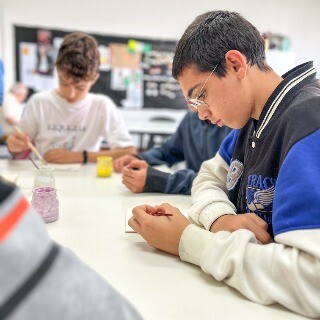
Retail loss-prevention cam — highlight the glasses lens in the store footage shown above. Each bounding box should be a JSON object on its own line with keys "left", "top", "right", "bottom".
{"left": 186, "top": 98, "right": 208, "bottom": 109}
{"left": 191, "top": 99, "right": 204, "bottom": 107}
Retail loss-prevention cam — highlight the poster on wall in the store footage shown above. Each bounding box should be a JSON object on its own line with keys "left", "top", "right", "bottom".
{"left": 15, "top": 25, "right": 187, "bottom": 110}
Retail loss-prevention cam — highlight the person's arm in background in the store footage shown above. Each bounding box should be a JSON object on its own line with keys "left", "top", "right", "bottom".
{"left": 124, "top": 114, "right": 199, "bottom": 194}
{"left": 119, "top": 113, "right": 191, "bottom": 193}
{"left": 44, "top": 146, "right": 137, "bottom": 163}
{"left": 115, "top": 112, "right": 203, "bottom": 173}
{"left": 144, "top": 167, "right": 197, "bottom": 194}
{"left": 113, "top": 130, "right": 184, "bottom": 172}
{"left": 113, "top": 127, "right": 185, "bottom": 172}
{"left": 138, "top": 115, "right": 198, "bottom": 194}
{"left": 121, "top": 159, "right": 197, "bottom": 195}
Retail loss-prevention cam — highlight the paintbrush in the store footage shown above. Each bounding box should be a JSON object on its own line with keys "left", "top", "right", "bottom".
{"left": 27, "top": 155, "right": 40, "bottom": 170}
{"left": 14, "top": 125, "right": 46, "bottom": 164}
{"left": 149, "top": 211, "right": 173, "bottom": 217}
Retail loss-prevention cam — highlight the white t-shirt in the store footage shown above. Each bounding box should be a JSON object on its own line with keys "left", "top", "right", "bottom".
{"left": 19, "top": 90, "right": 133, "bottom": 155}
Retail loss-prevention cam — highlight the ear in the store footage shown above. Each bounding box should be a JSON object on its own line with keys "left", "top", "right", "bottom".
{"left": 224, "top": 50, "right": 247, "bottom": 79}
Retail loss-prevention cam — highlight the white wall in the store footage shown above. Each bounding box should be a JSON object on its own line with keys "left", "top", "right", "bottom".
{"left": 1, "top": 0, "right": 320, "bottom": 94}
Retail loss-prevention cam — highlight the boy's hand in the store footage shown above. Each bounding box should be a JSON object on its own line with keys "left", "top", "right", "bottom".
{"left": 210, "top": 213, "right": 273, "bottom": 244}
{"left": 129, "top": 203, "right": 190, "bottom": 256}
{"left": 122, "top": 159, "right": 148, "bottom": 193}
{"left": 113, "top": 155, "right": 137, "bottom": 172}
{"left": 7, "top": 131, "right": 30, "bottom": 154}
{"left": 44, "top": 148, "right": 82, "bottom": 163}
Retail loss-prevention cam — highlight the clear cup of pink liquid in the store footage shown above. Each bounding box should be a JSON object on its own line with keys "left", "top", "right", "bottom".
{"left": 31, "top": 187, "right": 59, "bottom": 223}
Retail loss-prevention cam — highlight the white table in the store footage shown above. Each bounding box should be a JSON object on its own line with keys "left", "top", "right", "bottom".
{"left": 0, "top": 160, "right": 306, "bottom": 320}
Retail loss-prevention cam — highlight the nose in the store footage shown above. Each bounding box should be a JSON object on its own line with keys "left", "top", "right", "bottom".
{"left": 66, "top": 87, "right": 77, "bottom": 99}
{"left": 197, "top": 108, "right": 207, "bottom": 121}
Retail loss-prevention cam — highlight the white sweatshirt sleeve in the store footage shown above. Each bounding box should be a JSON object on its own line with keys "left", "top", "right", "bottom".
{"left": 179, "top": 225, "right": 320, "bottom": 318}
{"left": 188, "top": 153, "right": 236, "bottom": 230}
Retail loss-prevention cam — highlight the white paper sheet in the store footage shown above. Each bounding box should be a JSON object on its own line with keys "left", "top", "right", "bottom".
{"left": 125, "top": 207, "right": 136, "bottom": 233}
{"left": 35, "top": 162, "right": 82, "bottom": 172}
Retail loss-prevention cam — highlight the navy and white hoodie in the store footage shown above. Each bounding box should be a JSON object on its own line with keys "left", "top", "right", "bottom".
{"left": 178, "top": 62, "right": 320, "bottom": 318}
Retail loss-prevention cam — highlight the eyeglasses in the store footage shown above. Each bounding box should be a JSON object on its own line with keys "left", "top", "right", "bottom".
{"left": 186, "top": 60, "right": 221, "bottom": 109}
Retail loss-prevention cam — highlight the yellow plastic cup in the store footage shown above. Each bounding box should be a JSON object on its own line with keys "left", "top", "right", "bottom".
{"left": 96, "top": 156, "right": 113, "bottom": 177}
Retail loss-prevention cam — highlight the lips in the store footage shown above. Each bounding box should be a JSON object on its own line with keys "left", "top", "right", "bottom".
{"left": 215, "top": 119, "right": 223, "bottom": 127}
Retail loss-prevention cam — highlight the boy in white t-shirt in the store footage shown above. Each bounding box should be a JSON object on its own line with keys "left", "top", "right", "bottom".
{"left": 7, "top": 32, "right": 136, "bottom": 163}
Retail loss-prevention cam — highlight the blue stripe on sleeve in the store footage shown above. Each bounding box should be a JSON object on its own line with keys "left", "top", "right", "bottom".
{"left": 273, "top": 129, "right": 320, "bottom": 236}
{"left": 218, "top": 129, "right": 239, "bottom": 165}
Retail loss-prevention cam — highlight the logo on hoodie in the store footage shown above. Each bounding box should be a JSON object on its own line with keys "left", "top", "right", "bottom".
{"left": 246, "top": 174, "right": 276, "bottom": 224}
{"left": 226, "top": 160, "right": 244, "bottom": 190}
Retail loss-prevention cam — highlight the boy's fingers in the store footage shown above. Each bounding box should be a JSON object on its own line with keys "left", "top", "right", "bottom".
{"left": 122, "top": 173, "right": 136, "bottom": 183}
{"left": 128, "top": 159, "right": 147, "bottom": 169}
{"left": 132, "top": 205, "right": 157, "bottom": 221}
{"left": 14, "top": 131, "right": 29, "bottom": 142}
{"left": 123, "top": 158, "right": 134, "bottom": 166}
{"left": 246, "top": 213, "right": 268, "bottom": 230}
{"left": 113, "top": 161, "right": 121, "bottom": 172}
{"left": 156, "top": 203, "right": 177, "bottom": 213}
{"left": 122, "top": 167, "right": 139, "bottom": 179}
{"left": 245, "top": 220, "right": 272, "bottom": 244}
{"left": 255, "top": 229, "right": 273, "bottom": 244}
{"left": 122, "top": 180, "right": 138, "bottom": 192}
{"left": 116, "top": 157, "right": 131, "bottom": 169}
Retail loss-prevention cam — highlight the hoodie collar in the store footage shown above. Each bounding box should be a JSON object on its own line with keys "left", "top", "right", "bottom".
{"left": 255, "top": 61, "right": 316, "bottom": 139}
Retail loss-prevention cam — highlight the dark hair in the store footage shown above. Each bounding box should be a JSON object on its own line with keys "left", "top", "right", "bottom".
{"left": 56, "top": 32, "right": 100, "bottom": 81}
{"left": 172, "top": 11, "right": 271, "bottom": 79}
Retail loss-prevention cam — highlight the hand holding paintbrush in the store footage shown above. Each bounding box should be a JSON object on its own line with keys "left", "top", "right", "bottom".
{"left": 147, "top": 206, "right": 173, "bottom": 217}
{"left": 12, "top": 126, "right": 46, "bottom": 164}
{"left": 129, "top": 204, "right": 190, "bottom": 256}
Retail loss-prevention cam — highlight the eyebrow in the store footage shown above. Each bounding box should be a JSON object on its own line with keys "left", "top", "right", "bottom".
{"left": 187, "top": 83, "right": 202, "bottom": 98}
{"left": 59, "top": 80, "right": 86, "bottom": 87}
{"left": 59, "top": 79, "right": 72, "bottom": 85}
